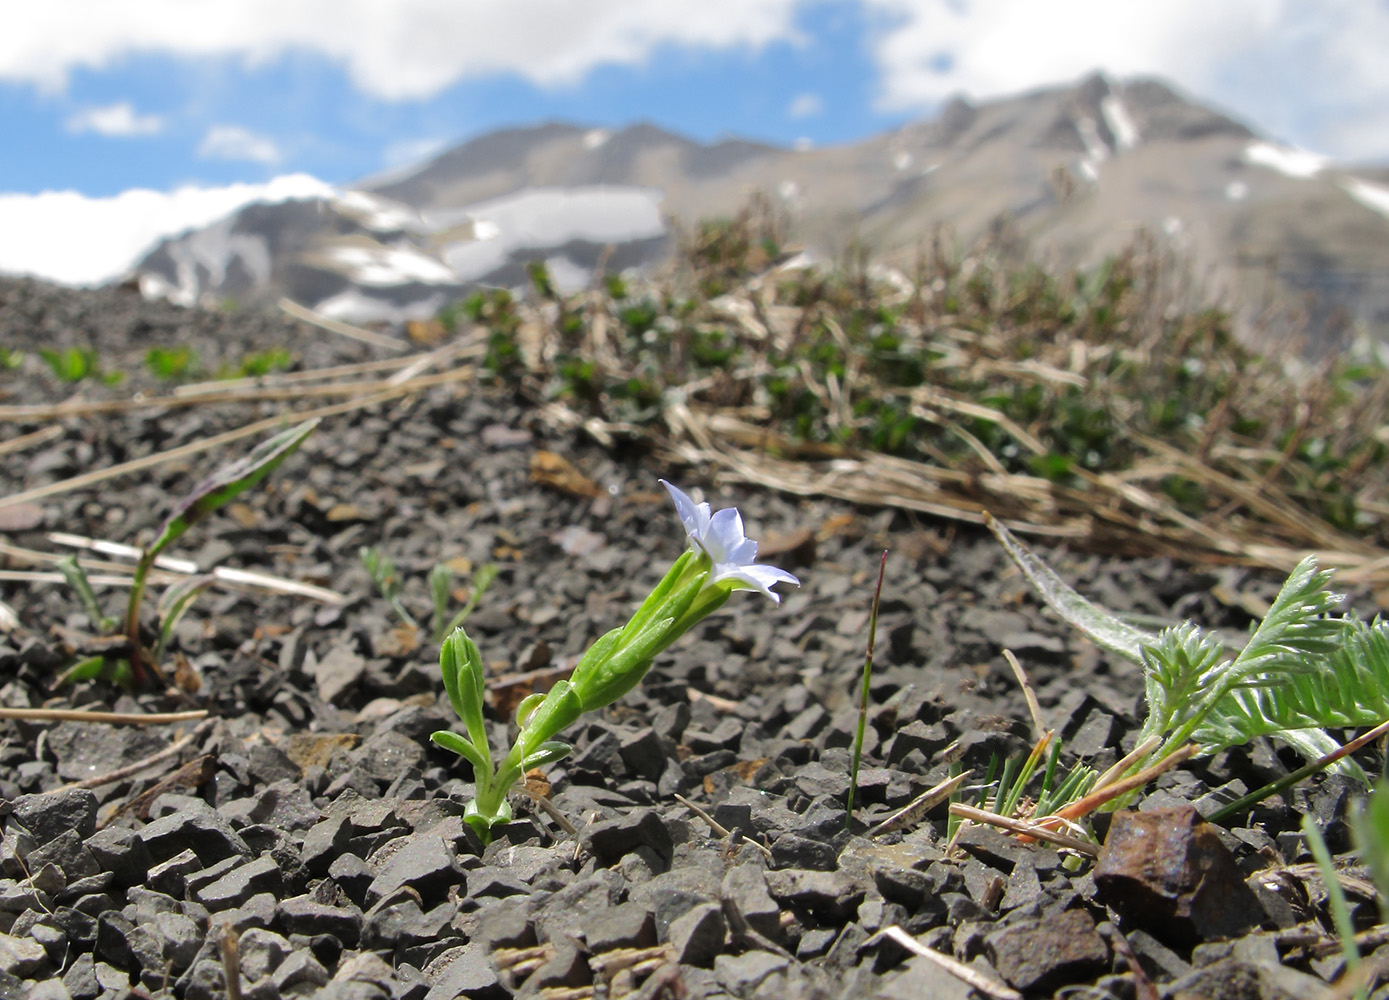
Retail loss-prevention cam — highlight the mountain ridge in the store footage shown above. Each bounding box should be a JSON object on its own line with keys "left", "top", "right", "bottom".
{"left": 132, "top": 72, "right": 1389, "bottom": 351}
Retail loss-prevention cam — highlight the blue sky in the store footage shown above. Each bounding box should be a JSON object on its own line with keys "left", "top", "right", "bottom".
{"left": 2, "top": 0, "right": 1387, "bottom": 284}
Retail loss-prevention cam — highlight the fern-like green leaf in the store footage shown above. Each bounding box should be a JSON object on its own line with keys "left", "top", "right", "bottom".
{"left": 1137, "top": 623, "right": 1226, "bottom": 745}
{"left": 1234, "top": 556, "right": 1345, "bottom": 674}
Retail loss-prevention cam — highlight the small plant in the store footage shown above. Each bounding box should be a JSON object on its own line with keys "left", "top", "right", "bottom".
{"left": 429, "top": 562, "right": 498, "bottom": 645}
{"left": 432, "top": 481, "right": 799, "bottom": 843}
{"left": 59, "top": 419, "right": 318, "bottom": 686}
{"left": 146, "top": 345, "right": 199, "bottom": 380}
{"left": 234, "top": 348, "right": 293, "bottom": 378}
{"left": 360, "top": 548, "right": 498, "bottom": 643}
{"left": 847, "top": 551, "right": 887, "bottom": 827}
{"left": 360, "top": 547, "right": 414, "bottom": 627}
{"left": 0, "top": 347, "right": 22, "bottom": 370}
{"left": 989, "top": 514, "right": 1389, "bottom": 806}
{"left": 39, "top": 346, "right": 122, "bottom": 385}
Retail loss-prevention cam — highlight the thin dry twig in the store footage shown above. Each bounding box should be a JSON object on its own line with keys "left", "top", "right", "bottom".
{"left": 0, "top": 424, "right": 63, "bottom": 457}
{"left": 0, "top": 707, "right": 206, "bottom": 725}
{"left": 948, "top": 803, "right": 1100, "bottom": 858}
{"left": 674, "top": 792, "right": 774, "bottom": 860}
{"left": 1039, "top": 743, "right": 1200, "bottom": 828}
{"left": 865, "top": 926, "right": 1024, "bottom": 1000}
{"left": 865, "top": 770, "right": 971, "bottom": 838}
{"left": 278, "top": 296, "right": 410, "bottom": 350}
{"left": 0, "top": 375, "right": 468, "bottom": 511}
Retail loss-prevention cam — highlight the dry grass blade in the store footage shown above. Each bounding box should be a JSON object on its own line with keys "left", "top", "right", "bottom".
{"left": 7, "top": 535, "right": 344, "bottom": 604}
{"left": 0, "top": 425, "right": 63, "bottom": 456}
{"left": 0, "top": 707, "right": 206, "bottom": 724}
{"left": 866, "top": 770, "right": 970, "bottom": 838}
{"left": 1002, "top": 649, "right": 1046, "bottom": 740}
{"left": 65, "top": 717, "right": 216, "bottom": 789}
{"left": 948, "top": 803, "right": 1100, "bottom": 858}
{"left": 0, "top": 364, "right": 474, "bottom": 420}
{"left": 1035, "top": 743, "right": 1199, "bottom": 831}
{"left": 675, "top": 792, "right": 774, "bottom": 859}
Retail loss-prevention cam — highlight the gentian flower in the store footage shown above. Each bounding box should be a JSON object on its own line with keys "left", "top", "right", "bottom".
{"left": 661, "top": 480, "right": 800, "bottom": 602}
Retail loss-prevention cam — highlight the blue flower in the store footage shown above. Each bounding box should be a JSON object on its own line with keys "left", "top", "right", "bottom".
{"left": 661, "top": 480, "right": 800, "bottom": 603}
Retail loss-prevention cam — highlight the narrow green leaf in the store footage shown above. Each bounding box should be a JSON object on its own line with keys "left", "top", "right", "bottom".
{"left": 430, "top": 730, "right": 491, "bottom": 776}
{"left": 55, "top": 655, "right": 111, "bottom": 686}
{"left": 439, "top": 562, "right": 498, "bottom": 640}
{"left": 429, "top": 564, "right": 453, "bottom": 641}
{"left": 56, "top": 555, "right": 115, "bottom": 631}
{"left": 148, "top": 418, "right": 318, "bottom": 561}
{"left": 522, "top": 741, "right": 574, "bottom": 770}
{"left": 1350, "top": 782, "right": 1389, "bottom": 919}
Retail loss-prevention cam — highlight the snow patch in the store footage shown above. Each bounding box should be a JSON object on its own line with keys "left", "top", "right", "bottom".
{"left": 1077, "top": 159, "right": 1099, "bottom": 183}
{"left": 1226, "top": 181, "right": 1249, "bottom": 201}
{"left": 1343, "top": 178, "right": 1389, "bottom": 218}
{"left": 1074, "top": 116, "right": 1110, "bottom": 164}
{"left": 0, "top": 173, "right": 333, "bottom": 286}
{"left": 777, "top": 180, "right": 800, "bottom": 201}
{"left": 583, "top": 129, "right": 610, "bottom": 150}
{"left": 892, "top": 151, "right": 913, "bottom": 172}
{"left": 323, "top": 243, "right": 458, "bottom": 286}
{"left": 313, "top": 288, "right": 447, "bottom": 324}
{"left": 1243, "top": 142, "right": 1328, "bottom": 179}
{"left": 333, "top": 190, "right": 419, "bottom": 232}
{"left": 431, "top": 186, "right": 666, "bottom": 283}
{"left": 1100, "top": 95, "right": 1140, "bottom": 150}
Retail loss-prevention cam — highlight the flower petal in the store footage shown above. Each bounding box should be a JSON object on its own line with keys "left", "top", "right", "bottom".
{"left": 661, "top": 480, "right": 711, "bottom": 547}
{"left": 709, "top": 562, "right": 801, "bottom": 603}
{"left": 705, "top": 506, "right": 758, "bottom": 565}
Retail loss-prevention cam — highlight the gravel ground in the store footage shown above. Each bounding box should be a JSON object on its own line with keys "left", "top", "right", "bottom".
{"left": 0, "top": 275, "right": 1382, "bottom": 1000}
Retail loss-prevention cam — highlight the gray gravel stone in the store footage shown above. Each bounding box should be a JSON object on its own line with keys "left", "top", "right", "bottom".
{"left": 667, "top": 902, "right": 727, "bottom": 967}
{"left": 365, "top": 835, "right": 461, "bottom": 908}
{"left": 277, "top": 895, "right": 363, "bottom": 947}
{"left": 9, "top": 787, "right": 98, "bottom": 846}
{"left": 0, "top": 929, "right": 49, "bottom": 977}
{"left": 714, "top": 950, "right": 789, "bottom": 995}
{"left": 140, "top": 809, "right": 251, "bottom": 866}
{"left": 580, "top": 808, "right": 673, "bottom": 866}
{"left": 422, "top": 944, "right": 507, "bottom": 1000}
{"left": 583, "top": 901, "right": 657, "bottom": 953}
{"left": 192, "top": 855, "right": 284, "bottom": 910}
{"left": 86, "top": 826, "right": 152, "bottom": 888}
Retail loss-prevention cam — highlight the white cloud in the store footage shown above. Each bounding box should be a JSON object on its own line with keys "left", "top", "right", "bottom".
{"left": 862, "top": 0, "right": 1389, "bottom": 161}
{"left": 0, "top": 174, "right": 333, "bottom": 285}
{"left": 198, "top": 125, "right": 281, "bottom": 165}
{"left": 787, "top": 92, "right": 823, "bottom": 119}
{"left": 0, "top": 1, "right": 804, "bottom": 99}
{"left": 65, "top": 101, "right": 164, "bottom": 136}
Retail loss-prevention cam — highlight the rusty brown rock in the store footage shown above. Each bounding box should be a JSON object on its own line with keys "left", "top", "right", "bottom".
{"left": 1095, "top": 806, "right": 1263, "bottom": 947}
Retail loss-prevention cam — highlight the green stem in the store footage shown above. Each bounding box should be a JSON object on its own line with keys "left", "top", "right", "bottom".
{"left": 1208, "top": 718, "right": 1389, "bottom": 824}
{"left": 124, "top": 549, "right": 160, "bottom": 685}
{"left": 847, "top": 551, "right": 887, "bottom": 828}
